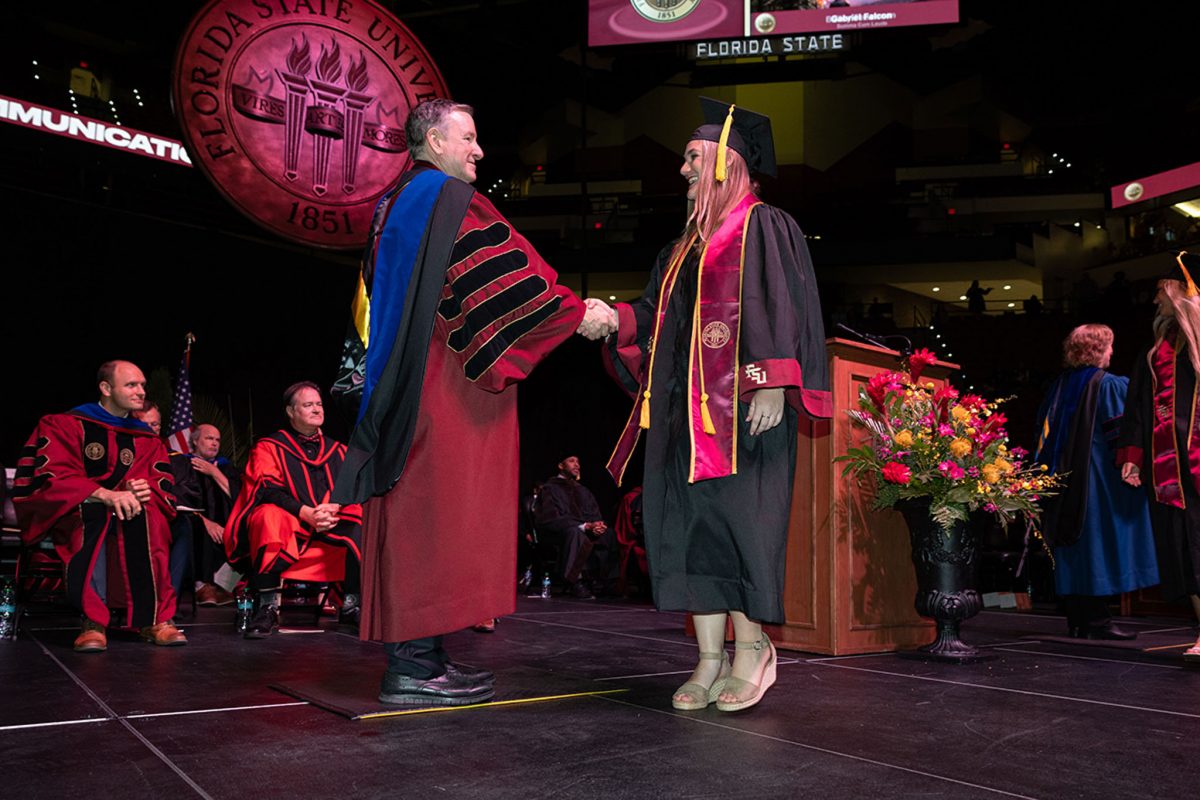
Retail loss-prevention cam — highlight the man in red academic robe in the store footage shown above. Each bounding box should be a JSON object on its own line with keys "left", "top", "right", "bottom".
{"left": 224, "top": 382, "right": 362, "bottom": 638}
{"left": 13, "top": 360, "right": 186, "bottom": 651}
{"left": 333, "top": 99, "right": 610, "bottom": 706}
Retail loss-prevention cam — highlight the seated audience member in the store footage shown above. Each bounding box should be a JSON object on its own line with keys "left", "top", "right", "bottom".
{"left": 170, "top": 424, "right": 240, "bottom": 605}
{"left": 535, "top": 455, "right": 615, "bottom": 599}
{"left": 13, "top": 360, "right": 186, "bottom": 651}
{"left": 225, "top": 382, "right": 363, "bottom": 638}
{"left": 134, "top": 401, "right": 163, "bottom": 436}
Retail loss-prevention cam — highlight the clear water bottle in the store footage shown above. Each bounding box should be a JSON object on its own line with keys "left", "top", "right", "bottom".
{"left": 0, "top": 579, "right": 16, "bottom": 641}
{"left": 541, "top": 572, "right": 551, "bottom": 599}
{"left": 235, "top": 588, "right": 253, "bottom": 633}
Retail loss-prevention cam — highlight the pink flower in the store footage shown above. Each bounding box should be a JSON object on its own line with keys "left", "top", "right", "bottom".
{"left": 938, "top": 461, "right": 965, "bottom": 480}
{"left": 984, "top": 502, "right": 997, "bottom": 513}
{"left": 907, "top": 348, "right": 938, "bottom": 382}
{"left": 960, "top": 394, "right": 987, "bottom": 411}
{"left": 882, "top": 462, "right": 912, "bottom": 484}
{"left": 937, "top": 424, "right": 955, "bottom": 437}
{"left": 865, "top": 371, "right": 903, "bottom": 412}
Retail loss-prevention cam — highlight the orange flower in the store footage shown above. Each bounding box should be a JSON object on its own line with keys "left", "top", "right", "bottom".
{"left": 894, "top": 430, "right": 914, "bottom": 448}
{"left": 982, "top": 464, "right": 1001, "bottom": 484}
{"left": 949, "top": 438, "right": 972, "bottom": 458}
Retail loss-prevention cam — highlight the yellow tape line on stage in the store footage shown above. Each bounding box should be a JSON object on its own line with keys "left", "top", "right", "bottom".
{"left": 357, "top": 688, "right": 628, "bottom": 718}
{"left": 1141, "top": 641, "right": 1196, "bottom": 652}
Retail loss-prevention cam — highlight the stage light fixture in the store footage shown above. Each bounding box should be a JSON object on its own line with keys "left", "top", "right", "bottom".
{"left": 1007, "top": 302, "right": 1015, "bottom": 308}
{"left": 931, "top": 286, "right": 940, "bottom": 292}
{"left": 959, "top": 295, "right": 967, "bottom": 301}
{"left": 1003, "top": 284, "right": 1012, "bottom": 290}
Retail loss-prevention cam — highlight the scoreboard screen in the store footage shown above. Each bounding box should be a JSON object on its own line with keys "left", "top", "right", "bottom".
{"left": 589, "top": 1, "right": 959, "bottom": 47}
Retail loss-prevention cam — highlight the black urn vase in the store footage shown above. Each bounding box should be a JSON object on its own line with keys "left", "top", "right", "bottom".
{"left": 896, "top": 498, "right": 993, "bottom": 663}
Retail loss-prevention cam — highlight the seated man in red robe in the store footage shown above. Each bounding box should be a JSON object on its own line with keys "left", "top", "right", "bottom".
{"left": 225, "top": 382, "right": 363, "bottom": 638}
{"left": 13, "top": 360, "right": 186, "bottom": 651}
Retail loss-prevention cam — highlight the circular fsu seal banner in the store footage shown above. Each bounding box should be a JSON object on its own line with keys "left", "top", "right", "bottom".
{"left": 173, "top": 0, "right": 449, "bottom": 249}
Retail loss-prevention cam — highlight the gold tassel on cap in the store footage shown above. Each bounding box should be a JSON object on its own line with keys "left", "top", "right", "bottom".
{"left": 1178, "top": 251, "right": 1199, "bottom": 298}
{"left": 714, "top": 103, "right": 735, "bottom": 182}
{"left": 352, "top": 274, "right": 371, "bottom": 347}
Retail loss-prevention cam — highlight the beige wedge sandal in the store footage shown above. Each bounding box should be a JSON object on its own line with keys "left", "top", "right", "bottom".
{"left": 715, "top": 633, "right": 776, "bottom": 712}
{"left": 671, "top": 650, "right": 732, "bottom": 710}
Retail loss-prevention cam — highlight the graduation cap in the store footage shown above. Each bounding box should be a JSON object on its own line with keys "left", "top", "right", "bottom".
{"left": 690, "top": 96, "right": 777, "bottom": 180}
{"left": 1173, "top": 251, "right": 1200, "bottom": 297}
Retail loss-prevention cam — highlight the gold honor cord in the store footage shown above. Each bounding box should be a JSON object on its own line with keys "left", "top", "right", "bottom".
{"left": 714, "top": 103, "right": 735, "bottom": 183}
{"left": 692, "top": 255, "right": 717, "bottom": 435}
{"left": 640, "top": 235, "right": 697, "bottom": 430}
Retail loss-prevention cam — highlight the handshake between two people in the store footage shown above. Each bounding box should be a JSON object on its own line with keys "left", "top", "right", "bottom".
{"left": 576, "top": 297, "right": 619, "bottom": 341}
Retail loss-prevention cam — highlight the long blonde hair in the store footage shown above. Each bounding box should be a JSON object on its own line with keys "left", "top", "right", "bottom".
{"left": 1155, "top": 278, "right": 1200, "bottom": 374}
{"left": 685, "top": 139, "right": 753, "bottom": 246}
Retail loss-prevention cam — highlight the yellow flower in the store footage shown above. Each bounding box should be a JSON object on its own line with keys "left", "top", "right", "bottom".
{"left": 965, "top": 427, "right": 976, "bottom": 435}
{"left": 951, "top": 405, "right": 970, "bottom": 423}
{"left": 982, "top": 464, "right": 1001, "bottom": 484}
{"left": 994, "top": 457, "right": 1014, "bottom": 474}
{"left": 926, "top": 382, "right": 935, "bottom": 389}
{"left": 1040, "top": 464, "right": 1049, "bottom": 471}
{"left": 894, "top": 430, "right": 914, "bottom": 448}
{"left": 949, "top": 438, "right": 972, "bottom": 457}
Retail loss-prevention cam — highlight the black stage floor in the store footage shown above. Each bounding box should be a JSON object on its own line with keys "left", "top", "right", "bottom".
{"left": 2, "top": 596, "right": 1197, "bottom": 799}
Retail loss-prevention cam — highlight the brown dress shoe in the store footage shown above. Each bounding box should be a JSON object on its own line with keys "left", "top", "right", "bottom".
{"left": 195, "top": 584, "right": 218, "bottom": 606}
{"left": 73, "top": 619, "right": 107, "bottom": 653}
{"left": 140, "top": 621, "right": 188, "bottom": 646}
{"left": 210, "top": 585, "right": 235, "bottom": 606}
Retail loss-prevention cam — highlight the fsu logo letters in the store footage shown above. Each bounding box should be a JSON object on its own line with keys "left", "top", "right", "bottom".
{"left": 173, "top": 0, "right": 449, "bottom": 249}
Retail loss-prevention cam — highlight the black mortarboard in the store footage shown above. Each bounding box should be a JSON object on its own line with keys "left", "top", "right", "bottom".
{"left": 690, "top": 96, "right": 777, "bottom": 179}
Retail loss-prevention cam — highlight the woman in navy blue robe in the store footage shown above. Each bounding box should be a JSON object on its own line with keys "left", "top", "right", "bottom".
{"left": 1035, "top": 324, "right": 1158, "bottom": 638}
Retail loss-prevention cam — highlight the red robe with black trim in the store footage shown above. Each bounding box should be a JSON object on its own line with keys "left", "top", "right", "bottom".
{"left": 354, "top": 186, "right": 585, "bottom": 643}
{"left": 13, "top": 407, "right": 176, "bottom": 627}
{"left": 225, "top": 430, "right": 362, "bottom": 585}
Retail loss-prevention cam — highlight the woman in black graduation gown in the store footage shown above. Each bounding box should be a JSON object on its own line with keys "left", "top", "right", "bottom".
{"left": 599, "top": 101, "right": 830, "bottom": 711}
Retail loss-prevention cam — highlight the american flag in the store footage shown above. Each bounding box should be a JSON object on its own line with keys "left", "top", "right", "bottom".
{"left": 166, "top": 343, "right": 194, "bottom": 454}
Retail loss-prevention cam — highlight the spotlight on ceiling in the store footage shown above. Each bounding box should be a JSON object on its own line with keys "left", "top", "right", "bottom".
{"left": 1173, "top": 200, "right": 1200, "bottom": 218}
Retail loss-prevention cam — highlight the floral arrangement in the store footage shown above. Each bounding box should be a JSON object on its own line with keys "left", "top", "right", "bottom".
{"left": 836, "top": 349, "right": 1059, "bottom": 531}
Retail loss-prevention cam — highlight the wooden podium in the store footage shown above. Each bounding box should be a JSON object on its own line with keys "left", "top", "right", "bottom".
{"left": 765, "top": 338, "right": 959, "bottom": 655}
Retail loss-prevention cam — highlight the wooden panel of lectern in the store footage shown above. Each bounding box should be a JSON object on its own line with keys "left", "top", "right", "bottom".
{"left": 763, "top": 338, "right": 960, "bottom": 655}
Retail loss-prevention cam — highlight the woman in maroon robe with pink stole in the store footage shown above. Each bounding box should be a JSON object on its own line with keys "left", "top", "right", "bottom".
{"left": 602, "top": 100, "right": 830, "bottom": 711}
{"left": 1117, "top": 258, "right": 1200, "bottom": 662}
